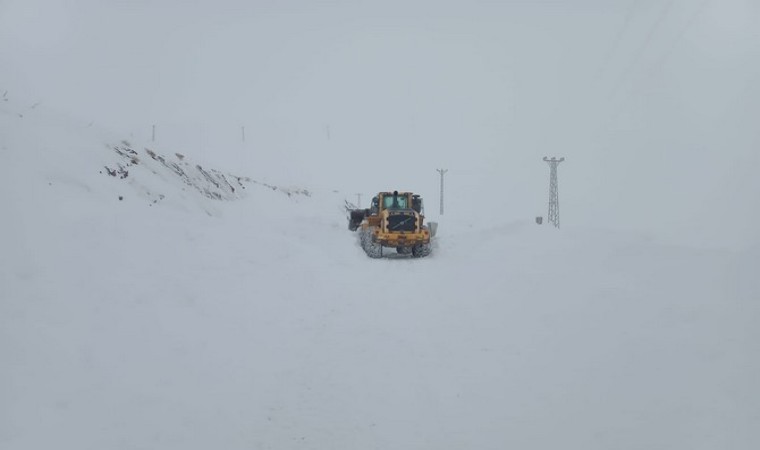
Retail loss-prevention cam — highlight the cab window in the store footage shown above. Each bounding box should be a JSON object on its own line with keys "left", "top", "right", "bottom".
{"left": 383, "top": 195, "right": 408, "bottom": 209}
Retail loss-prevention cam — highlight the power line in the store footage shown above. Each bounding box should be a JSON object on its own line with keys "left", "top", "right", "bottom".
{"left": 609, "top": 0, "right": 675, "bottom": 101}
{"left": 645, "top": 0, "right": 712, "bottom": 80}
{"left": 595, "top": 0, "right": 641, "bottom": 82}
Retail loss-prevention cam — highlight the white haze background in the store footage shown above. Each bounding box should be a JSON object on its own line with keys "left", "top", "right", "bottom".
{"left": 3, "top": 0, "right": 759, "bottom": 248}
{"left": 2, "top": 1, "right": 759, "bottom": 449}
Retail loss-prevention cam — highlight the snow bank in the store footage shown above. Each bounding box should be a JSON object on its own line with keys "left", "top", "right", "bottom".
{"left": 2, "top": 100, "right": 758, "bottom": 450}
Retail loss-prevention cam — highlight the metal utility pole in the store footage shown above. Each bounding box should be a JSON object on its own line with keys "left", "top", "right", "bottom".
{"left": 436, "top": 169, "right": 448, "bottom": 215}
{"left": 152, "top": 124, "right": 156, "bottom": 142}
{"left": 356, "top": 193, "right": 362, "bottom": 208}
{"left": 543, "top": 157, "right": 565, "bottom": 228}
{"left": 241, "top": 126, "right": 246, "bottom": 143}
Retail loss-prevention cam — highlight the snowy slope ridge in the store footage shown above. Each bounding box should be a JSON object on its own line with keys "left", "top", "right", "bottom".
{"left": 2, "top": 100, "right": 759, "bottom": 449}
{"left": 1, "top": 97, "right": 311, "bottom": 218}
{"left": 104, "top": 141, "right": 311, "bottom": 209}
{"left": 107, "top": 142, "right": 249, "bottom": 202}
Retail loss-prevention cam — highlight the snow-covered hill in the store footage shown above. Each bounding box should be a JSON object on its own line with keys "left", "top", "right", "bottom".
{"left": 2, "top": 100, "right": 759, "bottom": 449}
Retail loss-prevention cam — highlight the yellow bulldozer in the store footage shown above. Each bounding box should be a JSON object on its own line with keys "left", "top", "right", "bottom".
{"left": 348, "top": 191, "right": 436, "bottom": 258}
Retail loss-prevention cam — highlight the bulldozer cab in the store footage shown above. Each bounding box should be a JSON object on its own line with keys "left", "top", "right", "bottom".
{"left": 383, "top": 194, "right": 407, "bottom": 209}
{"left": 380, "top": 191, "right": 411, "bottom": 210}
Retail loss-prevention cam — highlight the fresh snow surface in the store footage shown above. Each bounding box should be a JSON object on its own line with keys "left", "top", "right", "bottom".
{"left": 2, "top": 101, "right": 759, "bottom": 449}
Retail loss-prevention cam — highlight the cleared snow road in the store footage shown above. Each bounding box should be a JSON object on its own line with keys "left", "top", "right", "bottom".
{"left": 2, "top": 107, "right": 758, "bottom": 449}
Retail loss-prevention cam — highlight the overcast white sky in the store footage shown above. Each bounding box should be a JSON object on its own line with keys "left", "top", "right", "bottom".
{"left": 2, "top": 0, "right": 759, "bottom": 248}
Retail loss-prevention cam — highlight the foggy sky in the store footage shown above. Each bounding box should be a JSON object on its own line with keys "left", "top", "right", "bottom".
{"left": 2, "top": 0, "right": 759, "bottom": 248}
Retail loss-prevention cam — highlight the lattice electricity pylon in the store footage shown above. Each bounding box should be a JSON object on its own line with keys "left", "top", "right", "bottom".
{"left": 543, "top": 157, "right": 565, "bottom": 228}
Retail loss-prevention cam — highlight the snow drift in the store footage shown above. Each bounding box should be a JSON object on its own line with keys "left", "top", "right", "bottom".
{"left": 1, "top": 98, "right": 758, "bottom": 450}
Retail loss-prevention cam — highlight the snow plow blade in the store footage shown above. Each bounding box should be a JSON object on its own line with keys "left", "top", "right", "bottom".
{"left": 348, "top": 209, "right": 369, "bottom": 231}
